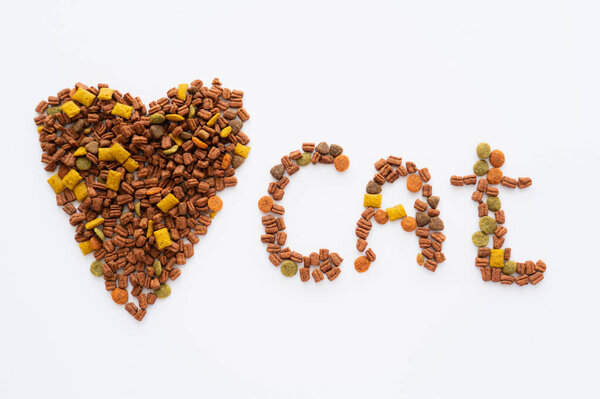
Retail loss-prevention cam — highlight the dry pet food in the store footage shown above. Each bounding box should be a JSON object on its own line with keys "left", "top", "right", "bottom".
{"left": 34, "top": 78, "right": 251, "bottom": 320}
{"left": 354, "top": 156, "right": 446, "bottom": 273}
{"left": 259, "top": 142, "right": 347, "bottom": 283}
{"left": 450, "top": 142, "right": 546, "bottom": 286}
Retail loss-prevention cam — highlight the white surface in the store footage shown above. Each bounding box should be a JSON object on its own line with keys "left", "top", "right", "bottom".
{"left": 1, "top": 1, "right": 599, "bottom": 398}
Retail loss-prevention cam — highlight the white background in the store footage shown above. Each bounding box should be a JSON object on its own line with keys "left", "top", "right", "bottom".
{"left": 1, "top": 1, "right": 599, "bottom": 398}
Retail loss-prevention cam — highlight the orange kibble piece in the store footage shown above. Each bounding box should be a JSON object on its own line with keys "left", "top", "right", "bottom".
{"left": 487, "top": 168, "right": 503, "bottom": 185}
{"left": 401, "top": 216, "right": 417, "bottom": 232}
{"left": 90, "top": 236, "right": 102, "bottom": 250}
{"left": 416, "top": 253, "right": 425, "bottom": 266}
{"left": 207, "top": 196, "right": 223, "bottom": 212}
{"left": 334, "top": 155, "right": 350, "bottom": 172}
{"left": 354, "top": 256, "right": 371, "bottom": 273}
{"left": 489, "top": 150, "right": 505, "bottom": 167}
{"left": 407, "top": 174, "right": 422, "bottom": 192}
{"left": 258, "top": 196, "right": 274, "bottom": 213}
{"left": 374, "top": 209, "right": 389, "bottom": 224}
{"left": 111, "top": 288, "right": 128, "bottom": 305}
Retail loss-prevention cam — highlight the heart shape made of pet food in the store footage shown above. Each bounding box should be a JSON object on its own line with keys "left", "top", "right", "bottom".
{"left": 33, "top": 78, "right": 250, "bottom": 321}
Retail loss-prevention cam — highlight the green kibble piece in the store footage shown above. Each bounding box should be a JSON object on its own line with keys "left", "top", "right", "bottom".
{"left": 90, "top": 261, "right": 104, "bottom": 277}
{"left": 479, "top": 216, "right": 497, "bottom": 234}
{"left": 152, "top": 260, "right": 162, "bottom": 277}
{"left": 134, "top": 202, "right": 141, "bottom": 217}
{"left": 476, "top": 142, "right": 491, "bottom": 159}
{"left": 280, "top": 260, "right": 298, "bottom": 277}
{"left": 47, "top": 106, "right": 62, "bottom": 115}
{"left": 149, "top": 113, "right": 166, "bottom": 124}
{"left": 163, "top": 144, "right": 179, "bottom": 154}
{"left": 296, "top": 153, "right": 312, "bottom": 166}
{"left": 502, "top": 260, "right": 517, "bottom": 275}
{"left": 471, "top": 231, "right": 489, "bottom": 247}
{"left": 93, "top": 227, "right": 105, "bottom": 241}
{"left": 473, "top": 160, "right": 489, "bottom": 176}
{"left": 154, "top": 283, "right": 171, "bottom": 298}
{"left": 487, "top": 196, "right": 501, "bottom": 212}
{"left": 76, "top": 157, "right": 92, "bottom": 171}
{"left": 188, "top": 105, "right": 196, "bottom": 118}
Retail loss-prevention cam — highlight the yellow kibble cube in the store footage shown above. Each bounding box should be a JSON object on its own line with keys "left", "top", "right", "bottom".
{"left": 47, "top": 174, "right": 65, "bottom": 194}
{"left": 207, "top": 112, "right": 220, "bottom": 127}
{"left": 146, "top": 220, "right": 154, "bottom": 238}
{"left": 73, "top": 146, "right": 87, "bottom": 156}
{"left": 219, "top": 126, "right": 232, "bottom": 138}
{"left": 111, "top": 102, "right": 133, "bottom": 119}
{"left": 85, "top": 217, "right": 104, "bottom": 230}
{"left": 154, "top": 228, "right": 172, "bottom": 250}
{"left": 97, "top": 87, "right": 114, "bottom": 100}
{"left": 61, "top": 169, "right": 82, "bottom": 190}
{"left": 386, "top": 204, "right": 406, "bottom": 221}
{"left": 79, "top": 240, "right": 94, "bottom": 255}
{"left": 490, "top": 249, "right": 505, "bottom": 268}
{"left": 156, "top": 193, "right": 179, "bottom": 213}
{"left": 165, "top": 114, "right": 185, "bottom": 122}
{"left": 73, "top": 182, "right": 88, "bottom": 202}
{"left": 110, "top": 143, "right": 131, "bottom": 164}
{"left": 363, "top": 194, "right": 382, "bottom": 208}
{"left": 37, "top": 126, "right": 43, "bottom": 133}
{"left": 177, "top": 83, "right": 188, "bottom": 101}
{"left": 106, "top": 170, "right": 122, "bottom": 191}
{"left": 122, "top": 157, "right": 139, "bottom": 172}
{"left": 169, "top": 133, "right": 183, "bottom": 146}
{"left": 234, "top": 143, "right": 250, "bottom": 159}
{"left": 61, "top": 101, "right": 81, "bottom": 118}
{"left": 72, "top": 87, "right": 96, "bottom": 107}
{"left": 98, "top": 147, "right": 115, "bottom": 161}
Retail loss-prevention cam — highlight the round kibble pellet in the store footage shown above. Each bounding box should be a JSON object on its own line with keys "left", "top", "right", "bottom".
{"left": 315, "top": 142, "right": 329, "bottom": 155}
{"left": 473, "top": 160, "right": 489, "bottom": 176}
{"left": 502, "top": 260, "right": 516, "bottom": 275}
{"left": 487, "top": 196, "right": 501, "bottom": 212}
{"left": 75, "top": 157, "right": 92, "bottom": 171}
{"left": 489, "top": 149, "right": 505, "bottom": 167}
{"left": 270, "top": 164, "right": 285, "bottom": 180}
{"left": 366, "top": 180, "right": 382, "bottom": 194}
{"left": 407, "top": 174, "right": 422, "bottom": 192}
{"left": 258, "top": 196, "right": 274, "bottom": 213}
{"left": 208, "top": 196, "right": 223, "bottom": 212}
{"left": 354, "top": 256, "right": 371, "bottom": 273}
{"left": 154, "top": 283, "right": 171, "bottom": 298}
{"left": 476, "top": 143, "right": 491, "bottom": 159}
{"left": 90, "top": 261, "right": 104, "bottom": 277}
{"left": 429, "top": 217, "right": 444, "bottom": 230}
{"left": 472, "top": 231, "right": 489, "bottom": 247}
{"left": 334, "top": 155, "right": 349, "bottom": 172}
{"left": 111, "top": 288, "right": 129, "bottom": 305}
{"left": 487, "top": 168, "right": 503, "bottom": 184}
{"left": 149, "top": 113, "right": 166, "bottom": 124}
{"left": 374, "top": 209, "right": 389, "bottom": 224}
{"left": 401, "top": 216, "right": 417, "bottom": 232}
{"left": 479, "top": 216, "right": 497, "bottom": 234}
{"left": 280, "top": 260, "right": 298, "bottom": 277}
{"left": 329, "top": 144, "right": 343, "bottom": 157}
{"left": 296, "top": 153, "right": 311, "bottom": 166}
